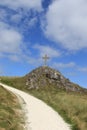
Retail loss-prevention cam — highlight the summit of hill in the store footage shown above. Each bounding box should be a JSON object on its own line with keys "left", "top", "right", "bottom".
{"left": 25, "top": 66, "right": 83, "bottom": 92}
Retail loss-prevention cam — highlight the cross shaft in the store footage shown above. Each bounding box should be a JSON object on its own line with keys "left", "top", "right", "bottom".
{"left": 42, "top": 54, "right": 50, "bottom": 66}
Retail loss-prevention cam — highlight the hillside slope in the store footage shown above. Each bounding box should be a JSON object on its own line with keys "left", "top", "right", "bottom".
{"left": 0, "top": 66, "right": 87, "bottom": 130}
{"left": 25, "top": 66, "right": 83, "bottom": 92}
{"left": 0, "top": 85, "right": 24, "bottom": 130}
{"left": 1, "top": 83, "right": 71, "bottom": 130}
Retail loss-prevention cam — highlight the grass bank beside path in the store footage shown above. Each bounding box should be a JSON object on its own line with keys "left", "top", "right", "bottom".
{"left": 0, "top": 84, "right": 25, "bottom": 130}
{"left": 1, "top": 76, "right": 87, "bottom": 130}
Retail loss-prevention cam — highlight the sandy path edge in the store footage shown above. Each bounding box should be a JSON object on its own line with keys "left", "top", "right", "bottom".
{"left": 0, "top": 83, "right": 71, "bottom": 130}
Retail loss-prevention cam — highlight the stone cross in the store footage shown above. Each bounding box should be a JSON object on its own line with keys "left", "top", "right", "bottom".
{"left": 42, "top": 54, "right": 50, "bottom": 66}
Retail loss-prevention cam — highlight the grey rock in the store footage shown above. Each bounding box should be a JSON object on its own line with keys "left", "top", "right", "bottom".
{"left": 25, "top": 66, "right": 82, "bottom": 92}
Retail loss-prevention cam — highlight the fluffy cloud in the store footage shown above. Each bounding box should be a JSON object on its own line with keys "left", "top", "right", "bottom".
{"left": 0, "top": 8, "right": 7, "bottom": 21}
{"left": 0, "top": 22, "right": 24, "bottom": 61}
{"left": 53, "top": 62, "right": 87, "bottom": 75}
{"left": 34, "top": 44, "right": 61, "bottom": 57}
{"left": 78, "top": 67, "right": 87, "bottom": 73}
{"left": 0, "top": 0, "right": 43, "bottom": 62}
{"left": 0, "top": 22, "right": 22, "bottom": 54}
{"left": 53, "top": 62, "right": 76, "bottom": 68}
{"left": 0, "top": 29, "right": 22, "bottom": 53}
{"left": 11, "top": 13, "right": 22, "bottom": 23}
{"left": 43, "top": 0, "right": 87, "bottom": 51}
{"left": 0, "top": 0, "right": 42, "bottom": 11}
{"left": 28, "top": 17, "right": 38, "bottom": 28}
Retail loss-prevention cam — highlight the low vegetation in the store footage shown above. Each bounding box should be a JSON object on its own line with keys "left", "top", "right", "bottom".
{"left": 0, "top": 83, "right": 25, "bottom": 130}
{"left": 29, "top": 89, "right": 87, "bottom": 130}
{"left": 0, "top": 76, "right": 87, "bottom": 130}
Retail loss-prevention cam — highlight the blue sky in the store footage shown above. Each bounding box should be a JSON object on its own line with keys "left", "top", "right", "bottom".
{"left": 0, "top": 0, "right": 87, "bottom": 88}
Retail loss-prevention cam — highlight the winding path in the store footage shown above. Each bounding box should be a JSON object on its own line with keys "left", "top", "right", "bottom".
{"left": 0, "top": 83, "right": 71, "bottom": 130}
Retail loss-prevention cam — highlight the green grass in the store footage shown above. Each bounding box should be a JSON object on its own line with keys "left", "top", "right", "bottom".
{"left": 28, "top": 88, "right": 87, "bottom": 130}
{"left": 0, "top": 85, "right": 25, "bottom": 130}
{"left": 1, "top": 76, "right": 87, "bottom": 130}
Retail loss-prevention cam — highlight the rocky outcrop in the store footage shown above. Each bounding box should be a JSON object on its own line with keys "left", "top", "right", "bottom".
{"left": 25, "top": 66, "right": 81, "bottom": 92}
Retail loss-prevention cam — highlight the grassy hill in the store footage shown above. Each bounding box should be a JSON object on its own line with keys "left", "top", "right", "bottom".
{"left": 0, "top": 84, "right": 25, "bottom": 130}
{"left": 0, "top": 76, "right": 87, "bottom": 130}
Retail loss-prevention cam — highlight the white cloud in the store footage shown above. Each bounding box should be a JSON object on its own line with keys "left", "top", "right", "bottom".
{"left": 11, "top": 14, "right": 22, "bottom": 23}
{"left": 43, "top": 0, "right": 87, "bottom": 51}
{"left": 78, "top": 67, "right": 87, "bottom": 73}
{"left": 9, "top": 55, "right": 21, "bottom": 62}
{"left": 0, "top": 0, "right": 42, "bottom": 11}
{"left": 0, "top": 22, "right": 8, "bottom": 29}
{"left": 28, "top": 17, "right": 38, "bottom": 28}
{"left": 0, "top": 8, "right": 7, "bottom": 21}
{"left": 53, "top": 62, "right": 76, "bottom": 68}
{"left": 0, "top": 21, "right": 25, "bottom": 61}
{"left": 0, "top": 23, "right": 22, "bottom": 54}
{"left": 0, "top": 21, "right": 36, "bottom": 63}
{"left": 53, "top": 62, "right": 87, "bottom": 75}
{"left": 34, "top": 44, "right": 61, "bottom": 58}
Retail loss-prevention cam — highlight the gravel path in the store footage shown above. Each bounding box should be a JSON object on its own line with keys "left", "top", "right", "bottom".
{"left": 0, "top": 83, "right": 71, "bottom": 130}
